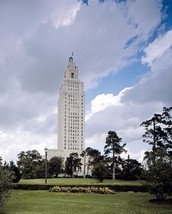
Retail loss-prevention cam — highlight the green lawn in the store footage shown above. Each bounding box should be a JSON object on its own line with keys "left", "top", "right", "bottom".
{"left": 0, "top": 190, "right": 171, "bottom": 214}
{"left": 19, "top": 178, "right": 141, "bottom": 186}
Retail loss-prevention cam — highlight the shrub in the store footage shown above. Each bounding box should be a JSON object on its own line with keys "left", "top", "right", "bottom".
{"left": 50, "top": 186, "right": 115, "bottom": 194}
{"left": 13, "top": 183, "right": 148, "bottom": 193}
{"left": 92, "top": 162, "right": 108, "bottom": 182}
{"left": 143, "top": 160, "right": 172, "bottom": 200}
{"left": 0, "top": 167, "right": 13, "bottom": 207}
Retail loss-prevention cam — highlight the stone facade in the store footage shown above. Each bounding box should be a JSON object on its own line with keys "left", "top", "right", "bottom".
{"left": 47, "top": 56, "right": 85, "bottom": 163}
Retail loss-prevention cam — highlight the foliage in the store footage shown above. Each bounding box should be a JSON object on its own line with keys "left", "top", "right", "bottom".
{"left": 48, "top": 156, "right": 64, "bottom": 178}
{"left": 120, "top": 156, "right": 143, "bottom": 180}
{"left": 4, "top": 161, "right": 21, "bottom": 183}
{"left": 17, "top": 150, "right": 42, "bottom": 179}
{"left": 0, "top": 158, "right": 13, "bottom": 207}
{"left": 34, "top": 160, "right": 46, "bottom": 178}
{"left": 50, "top": 186, "right": 114, "bottom": 194}
{"left": 81, "top": 147, "right": 103, "bottom": 178}
{"left": 65, "top": 153, "right": 82, "bottom": 178}
{"left": 92, "top": 162, "right": 108, "bottom": 182}
{"left": 142, "top": 158, "right": 172, "bottom": 200}
{"left": 13, "top": 183, "right": 148, "bottom": 192}
{"left": 141, "top": 107, "right": 172, "bottom": 160}
{"left": 141, "top": 107, "right": 172, "bottom": 200}
{"left": 104, "top": 131, "right": 126, "bottom": 180}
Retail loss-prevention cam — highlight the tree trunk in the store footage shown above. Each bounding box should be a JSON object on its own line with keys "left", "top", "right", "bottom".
{"left": 112, "top": 161, "right": 115, "bottom": 180}
{"left": 112, "top": 144, "right": 115, "bottom": 180}
{"left": 71, "top": 159, "right": 74, "bottom": 178}
{"left": 83, "top": 155, "right": 86, "bottom": 179}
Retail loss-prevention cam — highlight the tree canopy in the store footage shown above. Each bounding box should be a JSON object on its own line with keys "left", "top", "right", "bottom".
{"left": 17, "top": 150, "right": 42, "bottom": 179}
{"left": 48, "top": 156, "right": 64, "bottom": 178}
{"left": 0, "top": 157, "right": 13, "bottom": 207}
{"left": 104, "top": 131, "right": 126, "bottom": 180}
{"left": 141, "top": 107, "right": 172, "bottom": 200}
{"left": 65, "top": 153, "right": 82, "bottom": 178}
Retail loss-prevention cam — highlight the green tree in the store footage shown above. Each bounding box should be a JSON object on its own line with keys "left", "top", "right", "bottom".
{"left": 0, "top": 157, "right": 13, "bottom": 207}
{"left": 104, "top": 131, "right": 126, "bottom": 180}
{"left": 48, "top": 156, "right": 64, "bottom": 178}
{"left": 143, "top": 158, "right": 172, "bottom": 200}
{"left": 121, "top": 156, "right": 143, "bottom": 180}
{"left": 141, "top": 107, "right": 172, "bottom": 161}
{"left": 81, "top": 147, "right": 103, "bottom": 178}
{"left": 92, "top": 162, "right": 108, "bottom": 182}
{"left": 34, "top": 159, "right": 45, "bottom": 178}
{"left": 4, "top": 161, "right": 21, "bottom": 183}
{"left": 141, "top": 107, "right": 172, "bottom": 200}
{"left": 17, "top": 150, "right": 42, "bottom": 179}
{"left": 65, "top": 153, "right": 82, "bottom": 178}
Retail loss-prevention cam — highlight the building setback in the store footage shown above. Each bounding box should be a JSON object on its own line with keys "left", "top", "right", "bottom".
{"left": 58, "top": 56, "right": 85, "bottom": 153}
{"left": 47, "top": 56, "right": 85, "bottom": 160}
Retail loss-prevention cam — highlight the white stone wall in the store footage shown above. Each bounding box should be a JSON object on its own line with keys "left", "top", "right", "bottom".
{"left": 47, "top": 57, "right": 85, "bottom": 162}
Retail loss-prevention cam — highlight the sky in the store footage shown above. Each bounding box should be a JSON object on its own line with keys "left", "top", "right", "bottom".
{"left": 0, "top": 0, "right": 172, "bottom": 163}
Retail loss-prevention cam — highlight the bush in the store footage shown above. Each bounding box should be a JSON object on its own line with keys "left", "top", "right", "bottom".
{"left": 10, "top": 163, "right": 21, "bottom": 183}
{"left": 50, "top": 186, "right": 115, "bottom": 194}
{"left": 143, "top": 160, "right": 172, "bottom": 200}
{"left": 92, "top": 162, "right": 108, "bottom": 182}
{"left": 0, "top": 167, "right": 13, "bottom": 207}
{"left": 13, "top": 184, "right": 148, "bottom": 193}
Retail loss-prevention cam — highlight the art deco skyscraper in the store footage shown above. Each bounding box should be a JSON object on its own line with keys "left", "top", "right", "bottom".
{"left": 57, "top": 56, "right": 85, "bottom": 157}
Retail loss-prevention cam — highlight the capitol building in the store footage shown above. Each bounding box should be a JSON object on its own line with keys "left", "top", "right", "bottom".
{"left": 47, "top": 56, "right": 85, "bottom": 161}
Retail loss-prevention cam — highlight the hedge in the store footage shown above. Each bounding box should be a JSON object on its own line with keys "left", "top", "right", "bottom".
{"left": 12, "top": 184, "right": 148, "bottom": 192}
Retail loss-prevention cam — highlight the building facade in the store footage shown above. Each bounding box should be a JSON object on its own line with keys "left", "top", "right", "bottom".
{"left": 58, "top": 56, "right": 85, "bottom": 155}
{"left": 47, "top": 56, "right": 85, "bottom": 160}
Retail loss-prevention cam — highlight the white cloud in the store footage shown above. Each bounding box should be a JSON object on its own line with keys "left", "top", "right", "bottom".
{"left": 51, "top": 1, "right": 81, "bottom": 28}
{"left": 86, "top": 88, "right": 131, "bottom": 121}
{"left": 85, "top": 132, "right": 107, "bottom": 154}
{"left": 142, "top": 30, "right": 172, "bottom": 65}
{"left": 122, "top": 47, "right": 172, "bottom": 105}
{"left": 86, "top": 93, "right": 121, "bottom": 121}
{"left": 126, "top": 0, "right": 162, "bottom": 39}
{"left": 0, "top": 128, "right": 57, "bottom": 163}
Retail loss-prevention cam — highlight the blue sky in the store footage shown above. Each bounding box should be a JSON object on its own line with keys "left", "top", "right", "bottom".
{"left": 0, "top": 0, "right": 172, "bottom": 162}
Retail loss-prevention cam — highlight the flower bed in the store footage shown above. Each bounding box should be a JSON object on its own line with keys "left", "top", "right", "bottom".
{"left": 50, "top": 186, "right": 115, "bottom": 194}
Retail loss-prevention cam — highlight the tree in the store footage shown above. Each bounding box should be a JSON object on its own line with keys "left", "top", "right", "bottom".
{"left": 65, "top": 153, "right": 82, "bottom": 178}
{"left": 17, "top": 150, "right": 42, "bottom": 179}
{"left": 34, "top": 159, "right": 46, "bottom": 178}
{"left": 104, "top": 131, "right": 126, "bottom": 180}
{"left": 0, "top": 157, "right": 13, "bottom": 207}
{"left": 4, "top": 161, "right": 21, "bottom": 183}
{"left": 121, "top": 156, "right": 143, "bottom": 180}
{"left": 48, "top": 156, "right": 64, "bottom": 178}
{"left": 141, "top": 107, "right": 172, "bottom": 162}
{"left": 92, "top": 162, "right": 108, "bottom": 182}
{"left": 141, "top": 107, "right": 172, "bottom": 200}
{"left": 143, "top": 158, "right": 172, "bottom": 200}
{"left": 81, "top": 147, "right": 103, "bottom": 178}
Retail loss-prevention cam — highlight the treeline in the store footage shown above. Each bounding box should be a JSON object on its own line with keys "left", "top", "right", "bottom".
{"left": 0, "top": 106, "right": 172, "bottom": 204}
{"left": 15, "top": 148, "right": 143, "bottom": 181}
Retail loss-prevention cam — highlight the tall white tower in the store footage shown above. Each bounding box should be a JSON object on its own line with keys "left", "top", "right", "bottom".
{"left": 57, "top": 56, "right": 85, "bottom": 157}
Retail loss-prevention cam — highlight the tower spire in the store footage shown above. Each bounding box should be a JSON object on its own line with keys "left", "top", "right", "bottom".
{"left": 69, "top": 52, "right": 74, "bottom": 63}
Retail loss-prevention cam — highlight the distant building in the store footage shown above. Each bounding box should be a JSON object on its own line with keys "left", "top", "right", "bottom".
{"left": 47, "top": 56, "right": 85, "bottom": 161}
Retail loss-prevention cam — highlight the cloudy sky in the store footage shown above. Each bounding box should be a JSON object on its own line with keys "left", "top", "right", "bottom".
{"left": 0, "top": 0, "right": 172, "bottom": 163}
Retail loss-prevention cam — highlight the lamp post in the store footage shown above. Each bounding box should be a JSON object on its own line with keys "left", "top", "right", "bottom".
{"left": 44, "top": 147, "right": 48, "bottom": 184}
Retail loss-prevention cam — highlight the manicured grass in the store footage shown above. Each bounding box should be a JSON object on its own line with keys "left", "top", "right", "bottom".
{"left": 19, "top": 178, "right": 141, "bottom": 186}
{"left": 0, "top": 190, "right": 172, "bottom": 214}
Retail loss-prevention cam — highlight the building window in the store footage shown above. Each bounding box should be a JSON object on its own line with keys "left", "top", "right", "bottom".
{"left": 71, "top": 73, "right": 74, "bottom": 78}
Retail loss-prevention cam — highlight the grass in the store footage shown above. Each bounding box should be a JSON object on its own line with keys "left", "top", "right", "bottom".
{"left": 19, "top": 178, "right": 141, "bottom": 186}
{"left": 0, "top": 190, "right": 172, "bottom": 214}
